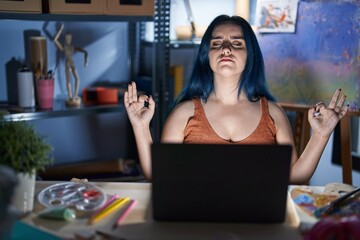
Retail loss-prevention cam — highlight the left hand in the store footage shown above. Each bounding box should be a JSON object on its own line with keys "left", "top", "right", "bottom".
{"left": 308, "top": 89, "right": 349, "bottom": 138}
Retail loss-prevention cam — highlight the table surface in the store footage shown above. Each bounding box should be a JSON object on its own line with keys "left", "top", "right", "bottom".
{"left": 20, "top": 181, "right": 307, "bottom": 240}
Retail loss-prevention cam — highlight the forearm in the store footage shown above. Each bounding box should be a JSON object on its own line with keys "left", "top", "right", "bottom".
{"left": 290, "top": 132, "right": 330, "bottom": 184}
{"left": 53, "top": 26, "right": 63, "bottom": 49}
{"left": 53, "top": 41, "right": 63, "bottom": 51}
{"left": 132, "top": 125, "right": 153, "bottom": 180}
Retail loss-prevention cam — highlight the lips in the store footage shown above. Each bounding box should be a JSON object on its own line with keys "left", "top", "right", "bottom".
{"left": 219, "top": 56, "right": 233, "bottom": 62}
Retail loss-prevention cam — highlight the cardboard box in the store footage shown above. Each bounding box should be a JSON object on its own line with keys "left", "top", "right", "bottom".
{"left": 0, "top": 0, "right": 41, "bottom": 13}
{"left": 106, "top": 0, "right": 154, "bottom": 16}
{"left": 47, "top": 0, "right": 105, "bottom": 14}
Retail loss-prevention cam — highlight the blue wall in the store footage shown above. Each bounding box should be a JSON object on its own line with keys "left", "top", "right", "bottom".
{"left": 0, "top": 20, "right": 136, "bottom": 165}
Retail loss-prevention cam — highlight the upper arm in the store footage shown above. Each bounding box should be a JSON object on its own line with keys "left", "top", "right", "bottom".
{"left": 269, "top": 102, "right": 294, "bottom": 144}
{"left": 161, "top": 101, "right": 194, "bottom": 143}
{"left": 268, "top": 102, "right": 299, "bottom": 164}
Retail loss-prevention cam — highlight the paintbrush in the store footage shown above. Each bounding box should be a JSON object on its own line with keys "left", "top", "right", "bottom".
{"left": 315, "top": 187, "right": 360, "bottom": 218}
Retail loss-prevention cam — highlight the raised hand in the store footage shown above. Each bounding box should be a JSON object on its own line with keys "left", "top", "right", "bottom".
{"left": 124, "top": 82, "right": 155, "bottom": 128}
{"left": 308, "top": 89, "right": 349, "bottom": 138}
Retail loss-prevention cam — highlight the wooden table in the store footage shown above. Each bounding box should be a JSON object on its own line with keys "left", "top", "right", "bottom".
{"left": 19, "top": 181, "right": 304, "bottom": 240}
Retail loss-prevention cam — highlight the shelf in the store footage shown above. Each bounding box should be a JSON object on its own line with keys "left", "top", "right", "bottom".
{"left": 171, "top": 39, "right": 201, "bottom": 48}
{"left": 0, "top": 12, "right": 153, "bottom": 22}
{"left": 143, "top": 39, "right": 201, "bottom": 49}
{"left": 2, "top": 99, "right": 124, "bottom": 121}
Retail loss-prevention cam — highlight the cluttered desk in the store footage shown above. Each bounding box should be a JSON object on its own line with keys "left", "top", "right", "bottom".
{"left": 9, "top": 181, "right": 360, "bottom": 240}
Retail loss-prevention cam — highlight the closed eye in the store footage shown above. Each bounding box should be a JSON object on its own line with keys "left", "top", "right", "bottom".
{"left": 210, "top": 40, "right": 245, "bottom": 50}
{"left": 210, "top": 40, "right": 223, "bottom": 49}
{"left": 231, "top": 40, "right": 245, "bottom": 49}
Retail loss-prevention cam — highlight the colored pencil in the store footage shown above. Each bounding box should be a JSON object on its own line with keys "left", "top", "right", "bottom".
{"left": 112, "top": 199, "right": 137, "bottom": 228}
{"left": 89, "top": 197, "right": 130, "bottom": 224}
{"left": 90, "top": 194, "right": 118, "bottom": 218}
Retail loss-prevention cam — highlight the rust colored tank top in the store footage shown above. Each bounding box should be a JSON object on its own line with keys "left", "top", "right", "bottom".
{"left": 183, "top": 97, "right": 276, "bottom": 144}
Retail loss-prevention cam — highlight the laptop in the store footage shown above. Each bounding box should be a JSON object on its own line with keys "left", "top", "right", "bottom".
{"left": 151, "top": 143, "right": 292, "bottom": 223}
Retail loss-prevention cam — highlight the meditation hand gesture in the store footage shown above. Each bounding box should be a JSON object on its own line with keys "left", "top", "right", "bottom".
{"left": 124, "top": 82, "right": 155, "bottom": 128}
{"left": 308, "top": 89, "right": 349, "bottom": 138}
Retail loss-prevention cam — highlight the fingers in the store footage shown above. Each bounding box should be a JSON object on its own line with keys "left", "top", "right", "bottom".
{"left": 124, "top": 81, "right": 138, "bottom": 107}
{"left": 128, "top": 81, "right": 137, "bottom": 103}
{"left": 338, "top": 103, "right": 349, "bottom": 119}
{"left": 310, "top": 89, "right": 349, "bottom": 120}
{"left": 334, "top": 95, "right": 346, "bottom": 112}
{"left": 329, "top": 89, "right": 348, "bottom": 119}
{"left": 124, "top": 81, "right": 155, "bottom": 111}
{"left": 309, "top": 104, "right": 323, "bottom": 119}
{"left": 328, "top": 89, "right": 343, "bottom": 109}
{"left": 138, "top": 95, "right": 148, "bottom": 103}
{"left": 148, "top": 95, "right": 155, "bottom": 111}
{"left": 314, "top": 101, "right": 326, "bottom": 113}
{"left": 124, "top": 90, "right": 129, "bottom": 107}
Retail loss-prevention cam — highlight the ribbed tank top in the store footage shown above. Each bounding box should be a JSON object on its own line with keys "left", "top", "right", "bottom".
{"left": 183, "top": 97, "right": 276, "bottom": 144}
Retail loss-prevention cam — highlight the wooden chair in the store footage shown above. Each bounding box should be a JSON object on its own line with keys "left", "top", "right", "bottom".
{"left": 279, "top": 103, "right": 359, "bottom": 185}
{"left": 279, "top": 103, "right": 311, "bottom": 157}
{"left": 339, "top": 111, "right": 360, "bottom": 185}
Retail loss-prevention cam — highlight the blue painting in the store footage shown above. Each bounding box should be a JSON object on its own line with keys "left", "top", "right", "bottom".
{"left": 257, "top": 1, "right": 359, "bottom": 109}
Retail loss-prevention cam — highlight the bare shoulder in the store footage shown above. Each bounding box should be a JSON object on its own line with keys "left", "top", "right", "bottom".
{"left": 168, "top": 100, "right": 195, "bottom": 121}
{"left": 267, "top": 101, "right": 290, "bottom": 124}
{"left": 171, "top": 100, "right": 195, "bottom": 116}
{"left": 162, "top": 100, "right": 195, "bottom": 142}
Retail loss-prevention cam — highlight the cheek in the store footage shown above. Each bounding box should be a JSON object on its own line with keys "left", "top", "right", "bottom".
{"left": 237, "top": 53, "right": 247, "bottom": 67}
{"left": 208, "top": 52, "right": 218, "bottom": 69}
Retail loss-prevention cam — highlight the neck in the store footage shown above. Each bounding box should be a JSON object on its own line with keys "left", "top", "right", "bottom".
{"left": 211, "top": 76, "right": 247, "bottom": 104}
{"left": 210, "top": 88, "right": 248, "bottom": 105}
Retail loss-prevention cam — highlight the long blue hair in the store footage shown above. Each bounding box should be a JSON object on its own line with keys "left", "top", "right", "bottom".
{"left": 174, "top": 15, "right": 275, "bottom": 105}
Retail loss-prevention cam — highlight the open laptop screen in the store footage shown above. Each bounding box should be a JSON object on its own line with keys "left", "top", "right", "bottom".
{"left": 151, "top": 143, "right": 292, "bottom": 223}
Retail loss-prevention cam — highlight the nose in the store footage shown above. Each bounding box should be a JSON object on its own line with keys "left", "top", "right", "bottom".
{"left": 222, "top": 41, "right": 231, "bottom": 56}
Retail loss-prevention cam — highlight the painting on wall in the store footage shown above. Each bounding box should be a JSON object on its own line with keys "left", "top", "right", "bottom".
{"left": 257, "top": 1, "right": 359, "bottom": 109}
{"left": 255, "top": 0, "right": 299, "bottom": 33}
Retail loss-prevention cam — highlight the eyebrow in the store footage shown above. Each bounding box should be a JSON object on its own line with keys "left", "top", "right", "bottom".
{"left": 210, "top": 35, "right": 245, "bottom": 40}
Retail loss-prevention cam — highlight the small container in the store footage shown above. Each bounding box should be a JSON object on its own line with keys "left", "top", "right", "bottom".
{"left": 97, "top": 87, "right": 118, "bottom": 104}
{"left": 17, "top": 66, "right": 35, "bottom": 108}
{"left": 36, "top": 78, "right": 54, "bottom": 109}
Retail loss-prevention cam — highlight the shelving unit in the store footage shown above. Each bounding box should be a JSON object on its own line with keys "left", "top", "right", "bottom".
{"left": 0, "top": 12, "right": 153, "bottom": 22}
{"left": 0, "top": 0, "right": 171, "bottom": 140}
{"left": 2, "top": 100, "right": 123, "bottom": 121}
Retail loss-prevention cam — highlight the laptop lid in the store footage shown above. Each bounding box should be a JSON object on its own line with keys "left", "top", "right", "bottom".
{"left": 151, "top": 143, "right": 292, "bottom": 223}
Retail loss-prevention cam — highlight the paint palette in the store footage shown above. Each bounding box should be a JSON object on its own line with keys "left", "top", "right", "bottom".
{"left": 291, "top": 183, "right": 360, "bottom": 218}
{"left": 38, "top": 182, "right": 106, "bottom": 211}
{"left": 290, "top": 186, "right": 338, "bottom": 217}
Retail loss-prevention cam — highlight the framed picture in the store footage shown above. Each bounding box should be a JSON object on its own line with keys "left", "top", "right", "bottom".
{"left": 255, "top": 0, "right": 299, "bottom": 33}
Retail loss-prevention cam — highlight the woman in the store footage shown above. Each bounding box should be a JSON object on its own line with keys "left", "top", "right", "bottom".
{"left": 124, "top": 15, "right": 348, "bottom": 184}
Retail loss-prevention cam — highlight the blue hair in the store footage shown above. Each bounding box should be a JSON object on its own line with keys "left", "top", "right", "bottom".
{"left": 174, "top": 15, "right": 275, "bottom": 106}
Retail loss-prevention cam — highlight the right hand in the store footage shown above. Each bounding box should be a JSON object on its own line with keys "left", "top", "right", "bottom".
{"left": 124, "top": 82, "right": 155, "bottom": 128}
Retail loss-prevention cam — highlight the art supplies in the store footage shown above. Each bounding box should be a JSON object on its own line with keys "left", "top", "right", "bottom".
{"left": 112, "top": 199, "right": 137, "bottom": 228}
{"left": 88, "top": 197, "right": 130, "bottom": 225}
{"left": 291, "top": 185, "right": 360, "bottom": 219}
{"left": 38, "top": 207, "right": 76, "bottom": 221}
{"left": 37, "top": 182, "right": 106, "bottom": 212}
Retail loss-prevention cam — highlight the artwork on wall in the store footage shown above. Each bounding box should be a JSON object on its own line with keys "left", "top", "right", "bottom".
{"left": 255, "top": 0, "right": 299, "bottom": 33}
{"left": 256, "top": 0, "right": 359, "bottom": 109}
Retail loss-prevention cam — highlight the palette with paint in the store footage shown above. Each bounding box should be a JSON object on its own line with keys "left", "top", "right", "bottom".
{"left": 290, "top": 183, "right": 360, "bottom": 219}
{"left": 38, "top": 182, "right": 106, "bottom": 211}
